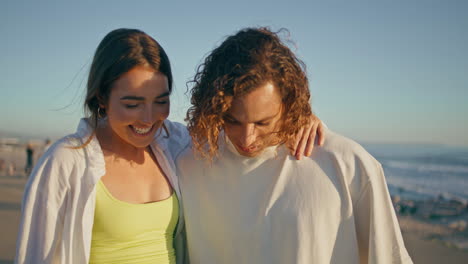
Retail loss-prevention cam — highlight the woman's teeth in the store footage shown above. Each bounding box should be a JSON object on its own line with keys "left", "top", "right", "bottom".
{"left": 132, "top": 126, "right": 152, "bottom": 134}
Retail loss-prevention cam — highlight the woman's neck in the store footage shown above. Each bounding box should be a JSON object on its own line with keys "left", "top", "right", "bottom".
{"left": 95, "top": 122, "right": 149, "bottom": 163}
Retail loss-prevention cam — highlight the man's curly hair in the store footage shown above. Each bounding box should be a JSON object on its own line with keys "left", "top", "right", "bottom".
{"left": 186, "top": 27, "right": 312, "bottom": 159}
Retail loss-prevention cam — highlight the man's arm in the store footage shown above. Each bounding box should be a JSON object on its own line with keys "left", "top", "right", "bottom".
{"left": 353, "top": 162, "right": 413, "bottom": 263}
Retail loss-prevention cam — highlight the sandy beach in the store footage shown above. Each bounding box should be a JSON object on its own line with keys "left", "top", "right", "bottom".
{"left": 0, "top": 176, "right": 26, "bottom": 264}
{"left": 1, "top": 147, "right": 468, "bottom": 263}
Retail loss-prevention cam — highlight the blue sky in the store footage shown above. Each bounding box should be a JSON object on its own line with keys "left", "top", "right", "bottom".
{"left": 1, "top": 0, "right": 467, "bottom": 146}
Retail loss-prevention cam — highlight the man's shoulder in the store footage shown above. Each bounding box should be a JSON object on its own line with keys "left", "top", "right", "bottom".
{"left": 302, "top": 129, "right": 384, "bottom": 199}
{"left": 313, "top": 128, "right": 380, "bottom": 167}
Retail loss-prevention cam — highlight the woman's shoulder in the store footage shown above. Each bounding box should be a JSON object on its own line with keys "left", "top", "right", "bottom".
{"left": 43, "top": 118, "right": 99, "bottom": 161}
{"left": 155, "top": 120, "right": 190, "bottom": 156}
{"left": 24, "top": 136, "right": 82, "bottom": 195}
{"left": 33, "top": 120, "right": 101, "bottom": 183}
{"left": 35, "top": 136, "right": 85, "bottom": 173}
{"left": 164, "top": 120, "right": 189, "bottom": 141}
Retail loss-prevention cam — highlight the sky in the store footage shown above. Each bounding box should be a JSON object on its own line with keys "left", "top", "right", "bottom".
{"left": 1, "top": 0, "right": 467, "bottom": 146}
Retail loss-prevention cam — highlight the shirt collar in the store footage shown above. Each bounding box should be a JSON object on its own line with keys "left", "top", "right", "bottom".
{"left": 74, "top": 118, "right": 106, "bottom": 183}
{"left": 221, "top": 131, "right": 283, "bottom": 160}
{"left": 152, "top": 120, "right": 170, "bottom": 152}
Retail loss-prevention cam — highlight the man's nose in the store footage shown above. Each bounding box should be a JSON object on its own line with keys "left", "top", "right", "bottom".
{"left": 239, "top": 124, "right": 256, "bottom": 147}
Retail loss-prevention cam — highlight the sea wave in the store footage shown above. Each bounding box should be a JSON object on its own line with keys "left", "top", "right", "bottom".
{"left": 383, "top": 160, "right": 468, "bottom": 174}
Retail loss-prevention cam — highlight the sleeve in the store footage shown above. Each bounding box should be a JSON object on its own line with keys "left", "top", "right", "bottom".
{"left": 164, "top": 120, "right": 191, "bottom": 158}
{"left": 353, "top": 161, "right": 413, "bottom": 264}
{"left": 174, "top": 224, "right": 190, "bottom": 264}
{"left": 15, "top": 146, "right": 72, "bottom": 264}
{"left": 164, "top": 121, "right": 191, "bottom": 264}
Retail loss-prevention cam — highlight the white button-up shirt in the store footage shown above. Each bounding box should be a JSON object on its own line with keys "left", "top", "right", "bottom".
{"left": 15, "top": 119, "right": 190, "bottom": 264}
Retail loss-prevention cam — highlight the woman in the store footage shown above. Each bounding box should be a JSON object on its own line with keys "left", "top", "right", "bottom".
{"left": 15, "top": 28, "right": 323, "bottom": 263}
{"left": 16, "top": 28, "right": 189, "bottom": 264}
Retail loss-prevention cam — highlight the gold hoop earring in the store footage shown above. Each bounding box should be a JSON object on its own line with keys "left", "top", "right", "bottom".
{"left": 97, "top": 107, "right": 105, "bottom": 119}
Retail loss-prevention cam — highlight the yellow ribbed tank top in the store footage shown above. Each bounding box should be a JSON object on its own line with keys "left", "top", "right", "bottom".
{"left": 89, "top": 180, "right": 179, "bottom": 264}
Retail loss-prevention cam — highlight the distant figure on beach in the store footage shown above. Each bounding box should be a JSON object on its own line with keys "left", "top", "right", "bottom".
{"left": 24, "top": 143, "right": 34, "bottom": 176}
{"left": 177, "top": 27, "right": 413, "bottom": 263}
{"left": 14, "top": 27, "right": 326, "bottom": 264}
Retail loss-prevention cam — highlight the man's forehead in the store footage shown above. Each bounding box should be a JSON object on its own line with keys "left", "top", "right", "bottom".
{"left": 225, "top": 109, "right": 281, "bottom": 121}
{"left": 231, "top": 83, "right": 280, "bottom": 103}
{"left": 227, "top": 84, "right": 283, "bottom": 123}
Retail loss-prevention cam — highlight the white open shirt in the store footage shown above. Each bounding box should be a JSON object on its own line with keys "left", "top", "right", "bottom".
{"left": 15, "top": 119, "right": 190, "bottom": 264}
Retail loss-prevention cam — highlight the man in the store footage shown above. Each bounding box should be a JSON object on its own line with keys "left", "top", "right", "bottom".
{"left": 177, "top": 27, "right": 412, "bottom": 263}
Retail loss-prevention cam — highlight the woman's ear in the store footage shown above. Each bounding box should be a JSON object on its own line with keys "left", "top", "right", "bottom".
{"left": 97, "top": 95, "right": 107, "bottom": 109}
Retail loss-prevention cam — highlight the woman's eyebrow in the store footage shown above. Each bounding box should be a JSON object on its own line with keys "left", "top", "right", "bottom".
{"left": 156, "top": 91, "right": 170, "bottom": 99}
{"left": 120, "top": 95, "right": 144, "bottom": 101}
{"left": 120, "top": 91, "right": 170, "bottom": 101}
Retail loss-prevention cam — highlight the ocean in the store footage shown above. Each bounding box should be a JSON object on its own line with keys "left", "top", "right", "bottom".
{"left": 2, "top": 142, "right": 468, "bottom": 204}
{"left": 364, "top": 143, "right": 468, "bottom": 203}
